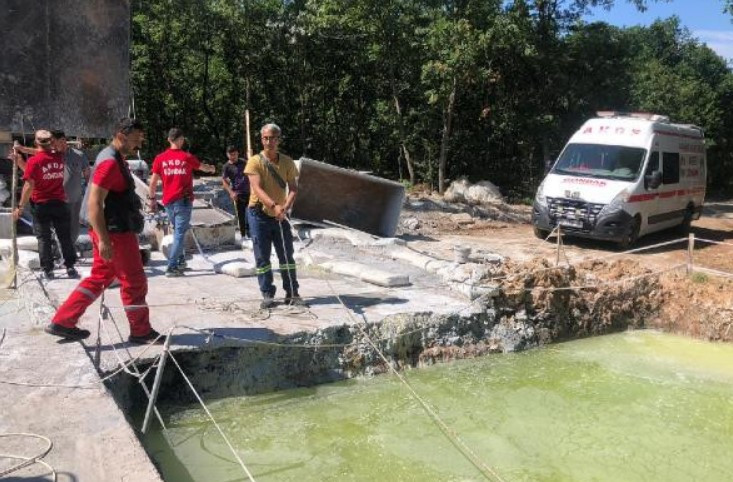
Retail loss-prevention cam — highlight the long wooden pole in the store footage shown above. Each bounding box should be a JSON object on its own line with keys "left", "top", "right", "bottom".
{"left": 10, "top": 149, "right": 18, "bottom": 290}
{"left": 245, "top": 109, "right": 252, "bottom": 158}
{"left": 245, "top": 78, "right": 253, "bottom": 158}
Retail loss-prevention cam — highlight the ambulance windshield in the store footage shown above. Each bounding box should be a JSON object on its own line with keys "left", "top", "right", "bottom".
{"left": 552, "top": 143, "right": 646, "bottom": 181}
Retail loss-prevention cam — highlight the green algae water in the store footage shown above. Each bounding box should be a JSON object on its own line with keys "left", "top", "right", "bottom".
{"left": 141, "top": 331, "right": 733, "bottom": 481}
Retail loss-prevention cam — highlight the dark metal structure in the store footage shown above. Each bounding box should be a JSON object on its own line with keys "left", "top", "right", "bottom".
{"left": 0, "top": 0, "right": 131, "bottom": 138}
{"left": 293, "top": 159, "right": 405, "bottom": 237}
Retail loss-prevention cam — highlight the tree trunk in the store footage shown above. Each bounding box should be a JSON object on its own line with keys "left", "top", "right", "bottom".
{"left": 393, "top": 94, "right": 415, "bottom": 185}
{"left": 438, "top": 78, "right": 457, "bottom": 194}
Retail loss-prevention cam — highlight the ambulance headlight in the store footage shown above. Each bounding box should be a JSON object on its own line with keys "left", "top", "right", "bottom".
{"left": 535, "top": 181, "right": 547, "bottom": 207}
{"left": 600, "top": 189, "right": 630, "bottom": 217}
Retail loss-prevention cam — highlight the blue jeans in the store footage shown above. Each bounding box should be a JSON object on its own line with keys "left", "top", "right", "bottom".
{"left": 165, "top": 198, "right": 192, "bottom": 271}
{"left": 247, "top": 207, "right": 298, "bottom": 298}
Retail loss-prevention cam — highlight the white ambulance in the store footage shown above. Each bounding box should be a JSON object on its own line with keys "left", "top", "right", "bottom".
{"left": 532, "top": 112, "right": 706, "bottom": 248}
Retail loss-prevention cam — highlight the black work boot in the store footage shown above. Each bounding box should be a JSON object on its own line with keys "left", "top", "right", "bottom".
{"left": 44, "top": 323, "right": 90, "bottom": 341}
{"left": 285, "top": 291, "right": 308, "bottom": 307}
{"left": 260, "top": 290, "right": 276, "bottom": 309}
{"left": 129, "top": 329, "right": 166, "bottom": 345}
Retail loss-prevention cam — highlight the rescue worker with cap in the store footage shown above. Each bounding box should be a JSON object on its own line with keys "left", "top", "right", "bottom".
{"left": 245, "top": 123, "right": 306, "bottom": 308}
{"left": 13, "top": 129, "right": 78, "bottom": 279}
{"left": 46, "top": 118, "right": 164, "bottom": 343}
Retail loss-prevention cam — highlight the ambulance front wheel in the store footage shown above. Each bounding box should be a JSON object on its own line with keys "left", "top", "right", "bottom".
{"left": 617, "top": 216, "right": 641, "bottom": 250}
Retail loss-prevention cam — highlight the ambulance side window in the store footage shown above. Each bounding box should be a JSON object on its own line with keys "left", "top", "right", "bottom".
{"left": 645, "top": 151, "right": 659, "bottom": 175}
{"left": 662, "top": 152, "right": 680, "bottom": 184}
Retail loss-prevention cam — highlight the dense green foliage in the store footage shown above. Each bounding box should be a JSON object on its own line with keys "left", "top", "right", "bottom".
{"left": 130, "top": 0, "right": 733, "bottom": 198}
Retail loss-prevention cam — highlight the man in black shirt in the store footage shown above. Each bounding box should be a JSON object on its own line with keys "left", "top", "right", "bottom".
{"left": 221, "top": 145, "right": 250, "bottom": 238}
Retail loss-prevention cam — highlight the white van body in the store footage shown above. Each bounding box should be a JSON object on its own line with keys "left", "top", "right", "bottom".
{"left": 532, "top": 113, "right": 706, "bottom": 247}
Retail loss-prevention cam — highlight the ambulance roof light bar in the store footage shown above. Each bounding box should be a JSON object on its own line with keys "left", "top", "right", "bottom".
{"left": 596, "top": 111, "right": 669, "bottom": 122}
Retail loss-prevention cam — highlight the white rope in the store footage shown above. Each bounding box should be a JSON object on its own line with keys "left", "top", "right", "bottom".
{"left": 487, "top": 237, "right": 687, "bottom": 284}
{"left": 0, "top": 432, "right": 56, "bottom": 480}
{"left": 326, "top": 280, "right": 504, "bottom": 482}
{"left": 501, "top": 263, "right": 686, "bottom": 295}
{"left": 691, "top": 266, "right": 733, "bottom": 279}
{"left": 178, "top": 323, "right": 433, "bottom": 349}
{"left": 695, "top": 237, "right": 733, "bottom": 248}
{"left": 99, "top": 305, "right": 168, "bottom": 431}
{"left": 167, "top": 351, "right": 257, "bottom": 482}
{"left": 287, "top": 218, "right": 503, "bottom": 479}
{"left": 0, "top": 340, "right": 164, "bottom": 390}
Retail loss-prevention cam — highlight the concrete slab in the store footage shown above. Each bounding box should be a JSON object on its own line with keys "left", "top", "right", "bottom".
{"left": 0, "top": 277, "right": 161, "bottom": 481}
{"left": 0, "top": 233, "right": 474, "bottom": 480}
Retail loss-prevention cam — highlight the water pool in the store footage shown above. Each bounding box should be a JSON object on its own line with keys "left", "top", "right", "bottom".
{"left": 141, "top": 331, "right": 733, "bottom": 481}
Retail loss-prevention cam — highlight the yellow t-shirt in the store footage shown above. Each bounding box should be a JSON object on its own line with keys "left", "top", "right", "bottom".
{"left": 244, "top": 152, "right": 299, "bottom": 217}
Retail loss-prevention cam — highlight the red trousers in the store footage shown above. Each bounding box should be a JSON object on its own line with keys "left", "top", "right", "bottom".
{"left": 52, "top": 231, "right": 152, "bottom": 337}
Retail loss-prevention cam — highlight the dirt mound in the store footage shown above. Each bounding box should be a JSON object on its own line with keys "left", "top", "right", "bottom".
{"left": 649, "top": 273, "right": 733, "bottom": 342}
{"left": 399, "top": 193, "right": 531, "bottom": 236}
{"left": 489, "top": 258, "right": 661, "bottom": 341}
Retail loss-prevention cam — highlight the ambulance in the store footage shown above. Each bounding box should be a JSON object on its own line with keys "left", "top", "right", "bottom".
{"left": 532, "top": 112, "right": 706, "bottom": 248}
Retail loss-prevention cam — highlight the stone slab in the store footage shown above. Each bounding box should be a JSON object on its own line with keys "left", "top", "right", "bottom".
{"left": 321, "top": 260, "right": 410, "bottom": 287}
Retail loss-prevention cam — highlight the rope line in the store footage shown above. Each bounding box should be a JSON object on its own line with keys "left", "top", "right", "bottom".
{"left": 695, "top": 237, "right": 733, "bottom": 248}
{"left": 328, "top": 280, "right": 504, "bottom": 482}
{"left": 168, "top": 351, "right": 257, "bottom": 482}
{"left": 0, "top": 432, "right": 56, "bottom": 480}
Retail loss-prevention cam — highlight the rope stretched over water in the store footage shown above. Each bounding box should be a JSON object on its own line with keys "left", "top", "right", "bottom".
{"left": 168, "top": 351, "right": 257, "bottom": 482}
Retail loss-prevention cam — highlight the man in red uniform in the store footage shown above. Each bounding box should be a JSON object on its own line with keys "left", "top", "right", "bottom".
{"left": 13, "top": 130, "right": 78, "bottom": 279}
{"left": 46, "top": 118, "right": 164, "bottom": 343}
{"left": 147, "top": 128, "right": 215, "bottom": 277}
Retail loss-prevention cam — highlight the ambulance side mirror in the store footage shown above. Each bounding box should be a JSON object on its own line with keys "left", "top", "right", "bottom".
{"left": 645, "top": 170, "right": 662, "bottom": 189}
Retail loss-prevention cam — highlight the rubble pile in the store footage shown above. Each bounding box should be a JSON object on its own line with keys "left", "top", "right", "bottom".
{"left": 399, "top": 179, "right": 530, "bottom": 237}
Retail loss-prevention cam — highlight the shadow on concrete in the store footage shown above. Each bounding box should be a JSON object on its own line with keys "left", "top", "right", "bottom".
{"left": 336, "top": 294, "right": 409, "bottom": 313}
{"left": 399, "top": 233, "right": 438, "bottom": 242}
{"left": 169, "top": 326, "right": 276, "bottom": 347}
{"left": 89, "top": 327, "right": 276, "bottom": 352}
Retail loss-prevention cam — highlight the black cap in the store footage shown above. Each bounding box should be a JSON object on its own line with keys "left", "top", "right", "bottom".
{"left": 51, "top": 130, "right": 66, "bottom": 139}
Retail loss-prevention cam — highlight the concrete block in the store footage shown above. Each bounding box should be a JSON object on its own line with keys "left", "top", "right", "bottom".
{"left": 190, "top": 224, "right": 236, "bottom": 249}
{"left": 293, "top": 158, "right": 405, "bottom": 237}
{"left": 0, "top": 236, "right": 38, "bottom": 258}
{"left": 0, "top": 259, "right": 13, "bottom": 288}
{"left": 18, "top": 250, "right": 39, "bottom": 269}
{"left": 388, "top": 247, "right": 435, "bottom": 270}
{"left": 321, "top": 260, "right": 410, "bottom": 287}
{"left": 0, "top": 212, "right": 13, "bottom": 239}
{"left": 450, "top": 212, "right": 474, "bottom": 224}
{"left": 215, "top": 261, "right": 256, "bottom": 278}
{"left": 154, "top": 223, "right": 236, "bottom": 255}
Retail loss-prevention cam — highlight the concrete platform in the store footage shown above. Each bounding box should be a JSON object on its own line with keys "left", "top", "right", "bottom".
{"left": 0, "top": 235, "right": 472, "bottom": 480}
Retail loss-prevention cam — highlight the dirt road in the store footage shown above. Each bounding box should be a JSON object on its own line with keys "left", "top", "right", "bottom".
{"left": 401, "top": 196, "right": 733, "bottom": 274}
{"left": 399, "top": 195, "right": 733, "bottom": 343}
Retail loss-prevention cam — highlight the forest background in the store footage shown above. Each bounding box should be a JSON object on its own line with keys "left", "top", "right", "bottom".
{"left": 130, "top": 0, "right": 733, "bottom": 200}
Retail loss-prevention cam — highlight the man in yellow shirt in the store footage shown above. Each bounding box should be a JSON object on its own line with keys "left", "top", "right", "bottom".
{"left": 244, "top": 123, "right": 305, "bottom": 308}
